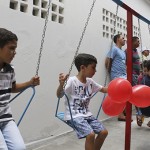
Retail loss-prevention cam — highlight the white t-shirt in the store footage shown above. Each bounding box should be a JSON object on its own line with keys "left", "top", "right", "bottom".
{"left": 64, "top": 76, "right": 103, "bottom": 120}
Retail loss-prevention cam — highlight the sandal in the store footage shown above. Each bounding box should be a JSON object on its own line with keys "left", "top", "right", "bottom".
{"left": 118, "top": 116, "right": 133, "bottom": 122}
{"left": 118, "top": 117, "right": 126, "bottom": 121}
{"left": 147, "top": 121, "right": 150, "bottom": 127}
{"left": 136, "top": 115, "right": 144, "bottom": 127}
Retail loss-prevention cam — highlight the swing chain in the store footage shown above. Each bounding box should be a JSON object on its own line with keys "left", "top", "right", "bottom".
{"left": 148, "top": 24, "right": 150, "bottom": 39}
{"left": 110, "top": 5, "right": 119, "bottom": 51}
{"left": 138, "top": 19, "right": 144, "bottom": 63}
{"left": 63, "top": 0, "right": 97, "bottom": 89}
{"left": 104, "top": 5, "right": 119, "bottom": 87}
{"left": 95, "top": 5, "right": 119, "bottom": 119}
{"left": 35, "top": 0, "right": 51, "bottom": 76}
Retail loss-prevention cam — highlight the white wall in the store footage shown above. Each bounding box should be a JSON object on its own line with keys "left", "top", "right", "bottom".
{"left": 0, "top": 0, "right": 150, "bottom": 144}
{"left": 122, "top": 0, "right": 150, "bottom": 58}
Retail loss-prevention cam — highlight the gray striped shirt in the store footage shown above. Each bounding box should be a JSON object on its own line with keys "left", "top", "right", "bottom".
{"left": 0, "top": 64, "right": 16, "bottom": 122}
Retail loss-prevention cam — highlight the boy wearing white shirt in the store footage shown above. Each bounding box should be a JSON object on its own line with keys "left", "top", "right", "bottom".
{"left": 57, "top": 53, "right": 108, "bottom": 150}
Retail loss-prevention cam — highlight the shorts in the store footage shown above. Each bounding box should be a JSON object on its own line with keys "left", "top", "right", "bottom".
{"left": 67, "top": 116, "right": 106, "bottom": 139}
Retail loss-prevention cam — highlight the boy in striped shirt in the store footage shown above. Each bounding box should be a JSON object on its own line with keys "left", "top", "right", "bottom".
{"left": 0, "top": 28, "right": 40, "bottom": 150}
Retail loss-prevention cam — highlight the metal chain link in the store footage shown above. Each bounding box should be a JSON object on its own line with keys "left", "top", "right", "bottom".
{"left": 139, "top": 22, "right": 150, "bottom": 72}
{"left": 35, "top": 0, "right": 51, "bottom": 76}
{"left": 63, "top": 0, "right": 97, "bottom": 89}
{"left": 138, "top": 19, "right": 144, "bottom": 64}
{"left": 96, "top": 5, "right": 119, "bottom": 119}
{"left": 103, "top": 5, "right": 119, "bottom": 87}
{"left": 148, "top": 24, "right": 150, "bottom": 40}
{"left": 110, "top": 5, "right": 119, "bottom": 53}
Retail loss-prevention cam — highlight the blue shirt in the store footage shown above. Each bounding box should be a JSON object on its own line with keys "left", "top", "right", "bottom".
{"left": 107, "top": 46, "right": 127, "bottom": 80}
{"left": 0, "top": 63, "right": 16, "bottom": 122}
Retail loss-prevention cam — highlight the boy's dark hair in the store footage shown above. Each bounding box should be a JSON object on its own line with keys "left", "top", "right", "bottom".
{"left": 132, "top": 36, "right": 139, "bottom": 42}
{"left": 146, "top": 60, "right": 150, "bottom": 71}
{"left": 75, "top": 53, "right": 97, "bottom": 71}
{"left": 113, "top": 34, "right": 121, "bottom": 44}
{"left": 0, "top": 28, "right": 18, "bottom": 48}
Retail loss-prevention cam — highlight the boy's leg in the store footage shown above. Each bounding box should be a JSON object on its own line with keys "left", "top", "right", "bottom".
{"left": 85, "top": 132, "right": 95, "bottom": 150}
{"left": 2, "top": 120, "right": 26, "bottom": 150}
{"left": 87, "top": 116, "right": 108, "bottom": 150}
{"left": 67, "top": 117, "right": 95, "bottom": 150}
{"left": 94, "top": 130, "right": 108, "bottom": 150}
{"left": 0, "top": 130, "right": 8, "bottom": 150}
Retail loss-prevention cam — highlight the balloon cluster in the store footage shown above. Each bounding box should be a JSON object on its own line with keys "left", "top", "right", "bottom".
{"left": 102, "top": 78, "right": 150, "bottom": 116}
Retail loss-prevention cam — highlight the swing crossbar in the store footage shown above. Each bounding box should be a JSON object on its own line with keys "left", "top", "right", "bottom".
{"left": 10, "top": 86, "right": 36, "bottom": 126}
{"left": 111, "top": 1, "right": 150, "bottom": 150}
{"left": 112, "top": 0, "right": 150, "bottom": 24}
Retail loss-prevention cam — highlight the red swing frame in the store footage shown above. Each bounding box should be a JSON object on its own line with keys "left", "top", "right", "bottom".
{"left": 112, "top": 0, "right": 150, "bottom": 150}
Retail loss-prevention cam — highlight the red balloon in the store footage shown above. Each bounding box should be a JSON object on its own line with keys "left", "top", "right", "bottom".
{"left": 129, "top": 85, "right": 150, "bottom": 107}
{"left": 102, "top": 96, "right": 126, "bottom": 116}
{"left": 108, "top": 78, "right": 132, "bottom": 103}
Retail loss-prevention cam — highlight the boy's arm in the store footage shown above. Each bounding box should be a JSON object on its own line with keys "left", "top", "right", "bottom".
{"left": 105, "top": 57, "right": 112, "bottom": 73}
{"left": 11, "top": 76, "right": 40, "bottom": 93}
{"left": 56, "top": 73, "right": 68, "bottom": 98}
{"left": 100, "top": 87, "right": 107, "bottom": 93}
{"left": 57, "top": 84, "right": 64, "bottom": 98}
{"left": 105, "top": 57, "right": 109, "bottom": 68}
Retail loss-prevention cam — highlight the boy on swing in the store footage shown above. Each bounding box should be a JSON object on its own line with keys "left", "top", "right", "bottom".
{"left": 57, "top": 53, "right": 108, "bottom": 150}
{"left": 0, "top": 28, "right": 40, "bottom": 149}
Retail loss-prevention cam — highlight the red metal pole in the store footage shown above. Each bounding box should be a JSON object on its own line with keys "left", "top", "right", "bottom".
{"left": 125, "top": 10, "right": 133, "bottom": 150}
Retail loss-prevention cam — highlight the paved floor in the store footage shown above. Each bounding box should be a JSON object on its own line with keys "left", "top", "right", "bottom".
{"left": 27, "top": 115, "right": 150, "bottom": 150}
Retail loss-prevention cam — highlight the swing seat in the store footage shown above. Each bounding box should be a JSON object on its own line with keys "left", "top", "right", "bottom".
{"left": 55, "top": 94, "right": 76, "bottom": 129}
{"left": 55, "top": 91, "right": 105, "bottom": 130}
{"left": 57, "top": 112, "right": 65, "bottom": 120}
{"left": 56, "top": 112, "right": 75, "bottom": 129}
{"left": 141, "top": 106, "right": 150, "bottom": 117}
{"left": 10, "top": 86, "right": 35, "bottom": 126}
